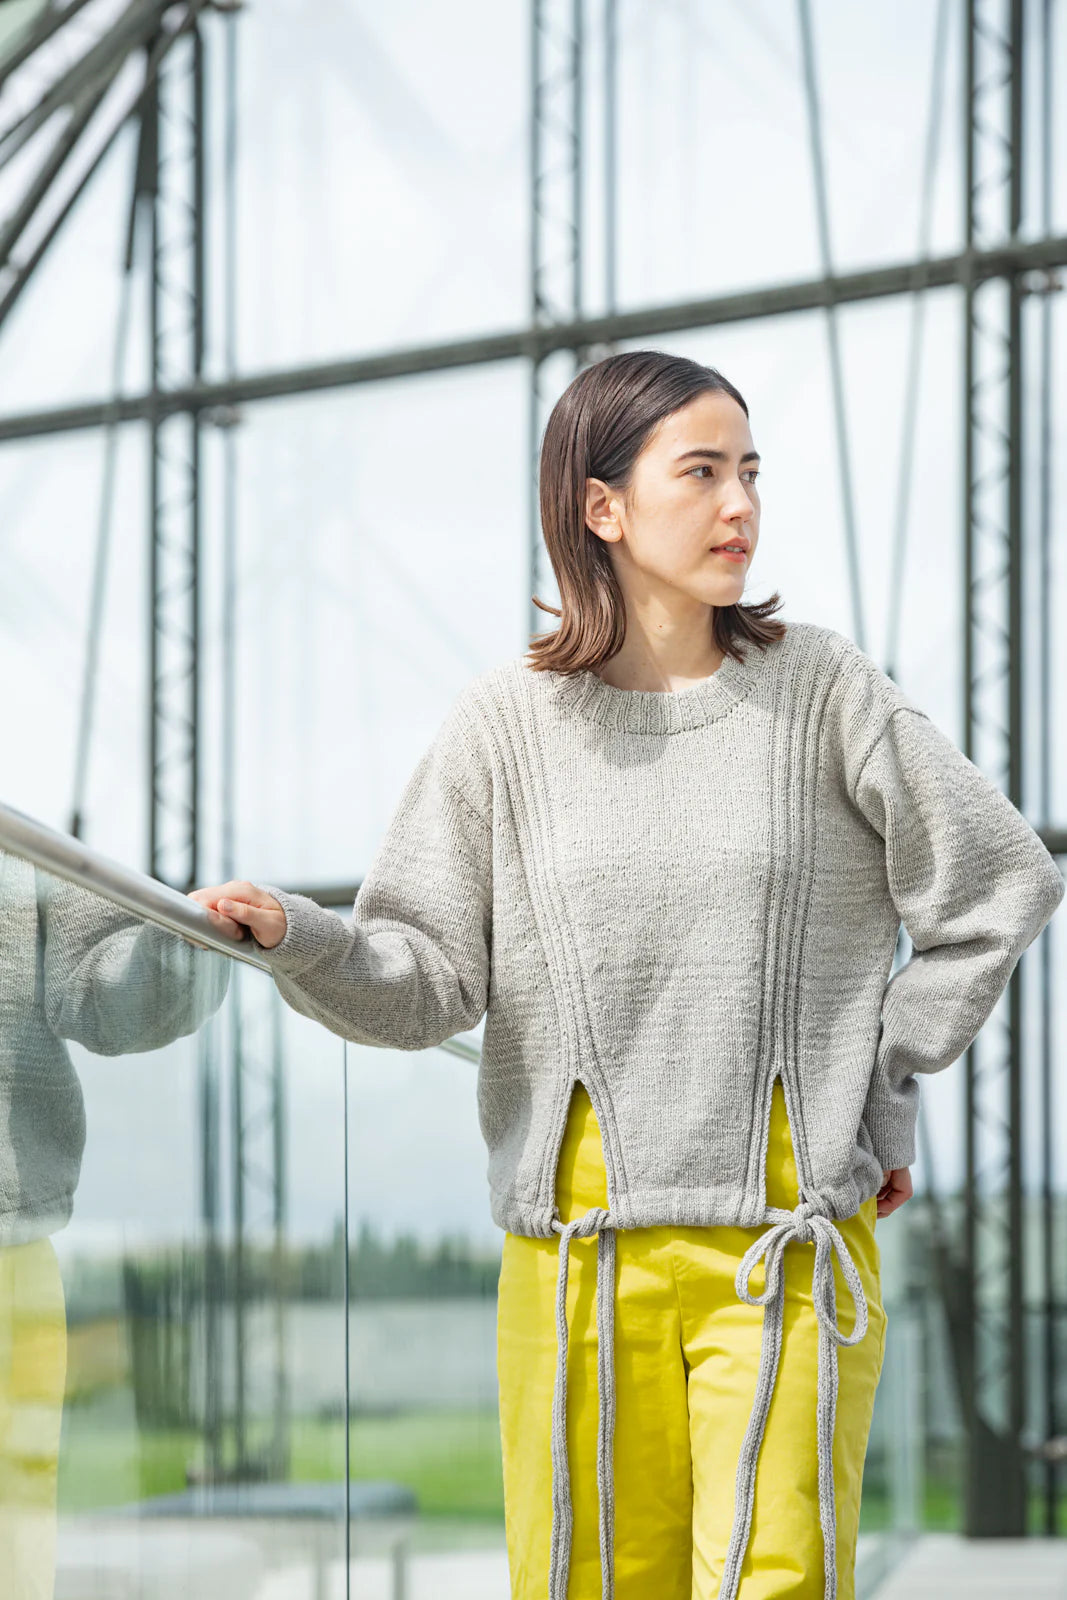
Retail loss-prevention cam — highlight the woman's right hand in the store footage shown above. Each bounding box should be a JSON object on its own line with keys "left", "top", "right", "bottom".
{"left": 187, "top": 882, "right": 287, "bottom": 950}
{"left": 876, "top": 1165, "right": 913, "bottom": 1219}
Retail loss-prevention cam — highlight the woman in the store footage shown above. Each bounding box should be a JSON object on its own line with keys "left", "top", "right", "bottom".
{"left": 193, "top": 350, "right": 1064, "bottom": 1600}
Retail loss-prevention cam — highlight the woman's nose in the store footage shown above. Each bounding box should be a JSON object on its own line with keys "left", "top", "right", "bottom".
{"left": 725, "top": 485, "right": 756, "bottom": 520}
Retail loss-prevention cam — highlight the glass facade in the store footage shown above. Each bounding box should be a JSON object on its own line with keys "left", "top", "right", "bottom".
{"left": 0, "top": 3, "right": 1063, "bottom": 1591}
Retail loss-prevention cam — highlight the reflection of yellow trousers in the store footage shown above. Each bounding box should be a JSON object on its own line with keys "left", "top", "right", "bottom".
{"left": 497, "top": 1076, "right": 887, "bottom": 1600}
{"left": 0, "top": 1238, "right": 67, "bottom": 1600}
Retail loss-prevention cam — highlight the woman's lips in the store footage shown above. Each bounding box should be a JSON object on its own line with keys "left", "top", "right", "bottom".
{"left": 712, "top": 547, "right": 747, "bottom": 563}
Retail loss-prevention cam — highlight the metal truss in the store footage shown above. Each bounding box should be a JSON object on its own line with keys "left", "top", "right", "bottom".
{"left": 958, "top": 0, "right": 1061, "bottom": 1537}
{"left": 528, "top": 0, "right": 584, "bottom": 637}
{"left": 143, "top": 9, "right": 204, "bottom": 892}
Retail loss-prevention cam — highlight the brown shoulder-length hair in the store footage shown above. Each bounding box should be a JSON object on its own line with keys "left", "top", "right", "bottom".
{"left": 528, "top": 348, "right": 786, "bottom": 674}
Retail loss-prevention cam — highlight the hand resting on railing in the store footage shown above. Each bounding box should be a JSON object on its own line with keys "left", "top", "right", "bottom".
{"left": 188, "top": 880, "right": 287, "bottom": 951}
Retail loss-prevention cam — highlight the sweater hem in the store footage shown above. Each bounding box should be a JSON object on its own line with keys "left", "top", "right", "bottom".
{"left": 0, "top": 1191, "right": 74, "bottom": 1247}
{"left": 490, "top": 1160, "right": 882, "bottom": 1238}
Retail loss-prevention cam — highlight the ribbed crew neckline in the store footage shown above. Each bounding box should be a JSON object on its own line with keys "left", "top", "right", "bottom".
{"left": 532, "top": 638, "right": 771, "bottom": 734}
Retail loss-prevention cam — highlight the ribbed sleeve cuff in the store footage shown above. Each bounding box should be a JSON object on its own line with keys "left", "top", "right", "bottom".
{"left": 246, "top": 883, "right": 347, "bottom": 974}
{"left": 863, "top": 1073, "right": 920, "bottom": 1171}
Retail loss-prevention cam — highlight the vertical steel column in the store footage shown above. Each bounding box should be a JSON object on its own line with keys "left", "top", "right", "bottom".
{"left": 198, "top": 1016, "right": 223, "bottom": 1477}
{"left": 1035, "top": 0, "right": 1062, "bottom": 1541}
{"left": 146, "top": 5, "right": 289, "bottom": 1485}
{"left": 143, "top": 4, "right": 223, "bottom": 1476}
{"left": 227, "top": 974, "right": 291, "bottom": 1481}
{"left": 527, "top": 0, "right": 622, "bottom": 640}
{"left": 960, "top": 0, "right": 1028, "bottom": 1536}
{"left": 147, "top": 15, "right": 204, "bottom": 892}
{"left": 214, "top": 0, "right": 289, "bottom": 1484}
{"left": 528, "top": 0, "right": 585, "bottom": 638}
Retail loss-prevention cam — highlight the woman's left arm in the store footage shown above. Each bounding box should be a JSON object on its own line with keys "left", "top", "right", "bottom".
{"left": 849, "top": 705, "right": 1065, "bottom": 1175}
{"left": 38, "top": 871, "right": 232, "bottom": 1055}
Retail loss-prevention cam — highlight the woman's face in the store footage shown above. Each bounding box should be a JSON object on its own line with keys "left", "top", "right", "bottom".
{"left": 586, "top": 390, "right": 760, "bottom": 610}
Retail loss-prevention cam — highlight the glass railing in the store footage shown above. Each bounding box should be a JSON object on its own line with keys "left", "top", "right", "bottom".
{"left": 0, "top": 800, "right": 504, "bottom": 1599}
{"left": 0, "top": 806, "right": 352, "bottom": 1597}
{"left": 0, "top": 799, "right": 930, "bottom": 1599}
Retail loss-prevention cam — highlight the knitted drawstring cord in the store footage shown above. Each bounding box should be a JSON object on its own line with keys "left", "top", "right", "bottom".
{"left": 544, "top": 1196, "right": 869, "bottom": 1600}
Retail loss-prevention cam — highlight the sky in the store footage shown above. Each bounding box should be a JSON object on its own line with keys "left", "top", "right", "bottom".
{"left": 0, "top": 0, "right": 1064, "bottom": 1257}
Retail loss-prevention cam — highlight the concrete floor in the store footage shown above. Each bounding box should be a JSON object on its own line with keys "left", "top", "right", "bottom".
{"left": 258, "top": 1534, "right": 1067, "bottom": 1599}
{"left": 55, "top": 1523, "right": 1067, "bottom": 1599}
{"left": 871, "top": 1533, "right": 1067, "bottom": 1600}
{"left": 258, "top": 1550, "right": 509, "bottom": 1598}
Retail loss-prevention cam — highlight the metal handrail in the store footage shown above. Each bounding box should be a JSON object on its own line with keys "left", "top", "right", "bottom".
{"left": 0, "top": 798, "right": 272, "bottom": 969}
{"left": 0, "top": 797, "right": 482, "bottom": 1064}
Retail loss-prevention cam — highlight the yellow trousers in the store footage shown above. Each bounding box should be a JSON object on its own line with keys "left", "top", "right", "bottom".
{"left": 0, "top": 1237, "right": 67, "bottom": 1600}
{"left": 497, "top": 1075, "right": 887, "bottom": 1599}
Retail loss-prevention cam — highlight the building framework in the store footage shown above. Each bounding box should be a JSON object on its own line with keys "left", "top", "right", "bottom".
{"left": 0, "top": 0, "right": 1063, "bottom": 1534}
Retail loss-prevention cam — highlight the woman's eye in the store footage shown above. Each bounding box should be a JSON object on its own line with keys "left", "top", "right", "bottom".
{"left": 689, "top": 466, "right": 760, "bottom": 483}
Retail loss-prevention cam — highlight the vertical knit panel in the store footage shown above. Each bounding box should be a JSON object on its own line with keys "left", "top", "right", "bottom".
{"left": 777, "top": 632, "right": 844, "bottom": 1196}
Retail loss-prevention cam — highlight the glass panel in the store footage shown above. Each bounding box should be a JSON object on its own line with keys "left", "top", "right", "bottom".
{"left": 0, "top": 427, "right": 149, "bottom": 836}
{"left": 0, "top": 856, "right": 350, "bottom": 1598}
{"left": 856, "top": 1220, "right": 930, "bottom": 1587}
{"left": 219, "top": 369, "right": 526, "bottom": 886}
{"left": 344, "top": 1029, "right": 508, "bottom": 1591}
{"left": 0, "top": 9, "right": 147, "bottom": 414}
{"left": 229, "top": 0, "right": 527, "bottom": 373}
{"left": 0, "top": 0, "right": 528, "bottom": 412}
{"left": 610, "top": 1, "right": 965, "bottom": 313}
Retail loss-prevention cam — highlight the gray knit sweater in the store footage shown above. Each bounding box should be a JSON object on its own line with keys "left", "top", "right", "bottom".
{"left": 0, "top": 854, "right": 232, "bottom": 1244}
{"left": 248, "top": 619, "right": 1063, "bottom": 1600}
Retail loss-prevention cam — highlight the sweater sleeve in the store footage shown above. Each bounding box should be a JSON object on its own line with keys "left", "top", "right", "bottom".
{"left": 850, "top": 705, "right": 1064, "bottom": 1171}
{"left": 245, "top": 697, "right": 493, "bottom": 1050}
{"left": 39, "top": 873, "right": 232, "bottom": 1056}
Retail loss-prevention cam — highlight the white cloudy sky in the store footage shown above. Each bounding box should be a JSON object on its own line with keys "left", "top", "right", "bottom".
{"left": 0, "top": 0, "right": 1064, "bottom": 1255}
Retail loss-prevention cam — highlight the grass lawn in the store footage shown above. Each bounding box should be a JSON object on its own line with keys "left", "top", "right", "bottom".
{"left": 58, "top": 1402, "right": 1066, "bottom": 1537}
{"left": 57, "top": 1405, "right": 505, "bottom": 1518}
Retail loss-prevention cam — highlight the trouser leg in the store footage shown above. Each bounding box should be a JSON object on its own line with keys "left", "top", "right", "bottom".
{"left": 681, "top": 1077, "right": 887, "bottom": 1600}
{"left": 496, "top": 1081, "right": 692, "bottom": 1599}
{"left": 0, "top": 1237, "right": 67, "bottom": 1600}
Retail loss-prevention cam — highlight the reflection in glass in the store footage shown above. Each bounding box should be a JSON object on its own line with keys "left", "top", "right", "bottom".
{"left": 0, "top": 854, "right": 231, "bottom": 1596}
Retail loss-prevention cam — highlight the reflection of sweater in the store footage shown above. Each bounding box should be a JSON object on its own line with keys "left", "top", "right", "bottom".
{"left": 249, "top": 619, "right": 1064, "bottom": 1600}
{"left": 0, "top": 856, "right": 232, "bottom": 1244}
